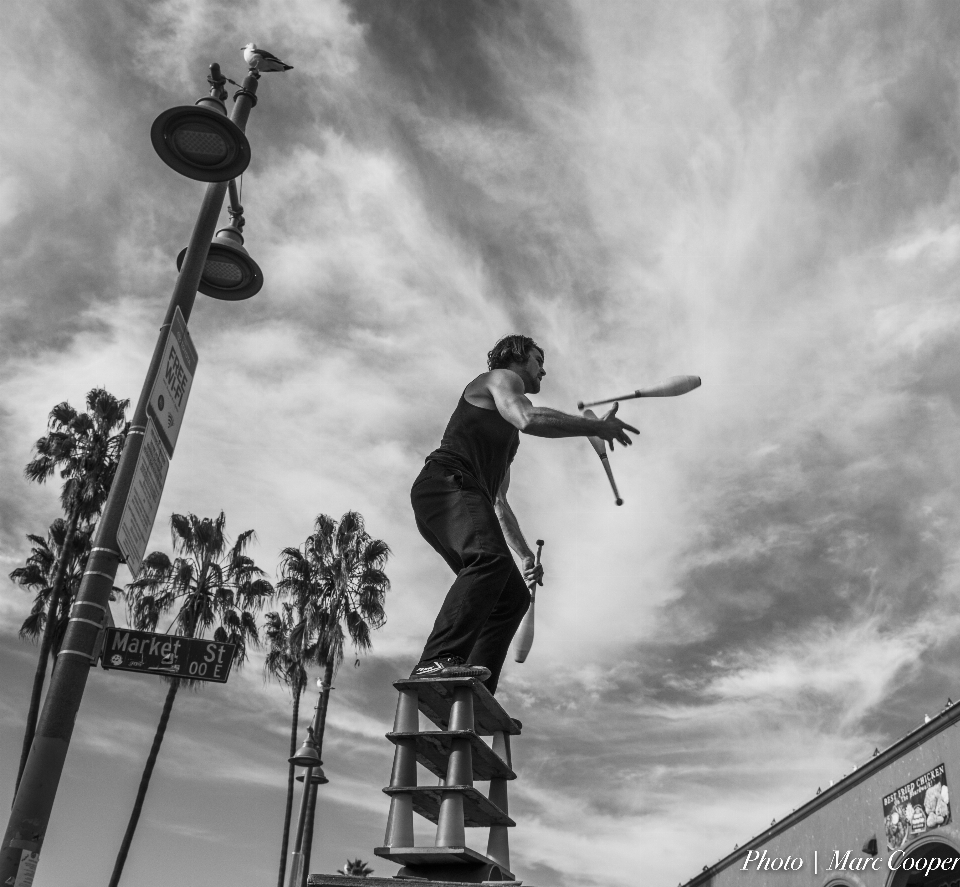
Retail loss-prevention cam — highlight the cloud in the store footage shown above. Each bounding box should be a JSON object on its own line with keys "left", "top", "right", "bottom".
{"left": 340, "top": 0, "right": 606, "bottom": 316}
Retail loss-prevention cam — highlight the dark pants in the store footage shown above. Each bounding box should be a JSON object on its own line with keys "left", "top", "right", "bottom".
{"left": 411, "top": 461, "right": 531, "bottom": 694}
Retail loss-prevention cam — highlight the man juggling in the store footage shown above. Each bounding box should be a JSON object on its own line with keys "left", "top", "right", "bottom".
{"left": 408, "top": 335, "right": 637, "bottom": 694}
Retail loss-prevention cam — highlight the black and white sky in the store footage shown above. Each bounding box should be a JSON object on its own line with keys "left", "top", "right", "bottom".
{"left": 5, "top": 2, "right": 960, "bottom": 886}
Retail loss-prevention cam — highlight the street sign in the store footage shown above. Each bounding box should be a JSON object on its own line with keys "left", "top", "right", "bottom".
{"left": 100, "top": 628, "right": 236, "bottom": 683}
{"left": 116, "top": 417, "right": 170, "bottom": 578}
{"left": 147, "top": 306, "right": 198, "bottom": 457}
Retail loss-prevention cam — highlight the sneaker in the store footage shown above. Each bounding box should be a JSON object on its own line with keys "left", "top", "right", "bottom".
{"left": 409, "top": 656, "right": 491, "bottom": 681}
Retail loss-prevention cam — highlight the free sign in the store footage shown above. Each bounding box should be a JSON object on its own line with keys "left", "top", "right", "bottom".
{"left": 147, "top": 306, "right": 198, "bottom": 458}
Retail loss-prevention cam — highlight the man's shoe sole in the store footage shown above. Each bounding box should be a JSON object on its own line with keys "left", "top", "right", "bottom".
{"left": 439, "top": 666, "right": 491, "bottom": 679}
{"left": 409, "top": 666, "right": 491, "bottom": 680}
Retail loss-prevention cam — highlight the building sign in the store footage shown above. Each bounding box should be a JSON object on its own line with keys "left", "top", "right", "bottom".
{"left": 883, "top": 763, "right": 951, "bottom": 850}
{"left": 116, "top": 418, "right": 170, "bottom": 578}
{"left": 147, "top": 306, "right": 198, "bottom": 458}
{"left": 100, "top": 627, "right": 236, "bottom": 683}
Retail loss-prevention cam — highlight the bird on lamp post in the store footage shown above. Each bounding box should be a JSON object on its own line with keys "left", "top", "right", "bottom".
{"left": 242, "top": 43, "right": 293, "bottom": 73}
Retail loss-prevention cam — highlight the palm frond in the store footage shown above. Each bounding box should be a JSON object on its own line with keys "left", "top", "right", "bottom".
{"left": 358, "top": 567, "right": 390, "bottom": 590}
{"left": 345, "top": 611, "right": 372, "bottom": 653}
{"left": 23, "top": 454, "right": 55, "bottom": 484}
{"left": 240, "top": 610, "right": 260, "bottom": 645}
{"left": 361, "top": 538, "right": 391, "bottom": 566}
{"left": 288, "top": 620, "right": 307, "bottom": 653}
{"left": 238, "top": 577, "right": 274, "bottom": 610}
{"left": 19, "top": 610, "right": 44, "bottom": 640}
{"left": 48, "top": 401, "right": 78, "bottom": 428}
{"left": 231, "top": 528, "right": 258, "bottom": 559}
{"left": 170, "top": 512, "right": 194, "bottom": 550}
{"left": 10, "top": 563, "right": 50, "bottom": 591}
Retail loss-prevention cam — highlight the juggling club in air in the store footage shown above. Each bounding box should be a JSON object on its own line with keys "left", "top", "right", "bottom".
{"left": 577, "top": 375, "right": 701, "bottom": 410}
{"left": 582, "top": 408, "right": 624, "bottom": 506}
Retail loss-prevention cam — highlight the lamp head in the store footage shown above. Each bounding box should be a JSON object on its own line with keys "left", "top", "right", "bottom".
{"left": 289, "top": 727, "right": 322, "bottom": 768}
{"left": 296, "top": 768, "right": 329, "bottom": 785}
{"left": 151, "top": 102, "right": 251, "bottom": 182}
{"left": 176, "top": 226, "right": 263, "bottom": 301}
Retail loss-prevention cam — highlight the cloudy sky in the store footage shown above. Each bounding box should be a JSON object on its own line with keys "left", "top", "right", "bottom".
{"left": 5, "top": 2, "right": 960, "bottom": 885}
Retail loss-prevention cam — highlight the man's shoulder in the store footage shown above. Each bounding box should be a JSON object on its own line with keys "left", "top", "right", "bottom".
{"left": 469, "top": 368, "right": 522, "bottom": 393}
{"left": 463, "top": 370, "right": 522, "bottom": 410}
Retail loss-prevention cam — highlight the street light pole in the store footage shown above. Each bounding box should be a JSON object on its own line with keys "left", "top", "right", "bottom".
{"left": 288, "top": 678, "right": 332, "bottom": 887}
{"left": 0, "top": 64, "right": 261, "bottom": 887}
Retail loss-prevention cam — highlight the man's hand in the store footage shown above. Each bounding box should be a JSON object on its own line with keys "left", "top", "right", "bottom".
{"left": 594, "top": 402, "right": 639, "bottom": 450}
{"left": 522, "top": 555, "right": 544, "bottom": 587}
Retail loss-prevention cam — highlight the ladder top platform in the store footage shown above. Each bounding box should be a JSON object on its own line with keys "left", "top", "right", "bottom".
{"left": 393, "top": 677, "right": 520, "bottom": 736}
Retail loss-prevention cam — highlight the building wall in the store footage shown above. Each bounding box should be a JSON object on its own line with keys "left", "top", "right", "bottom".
{"left": 685, "top": 713, "right": 960, "bottom": 887}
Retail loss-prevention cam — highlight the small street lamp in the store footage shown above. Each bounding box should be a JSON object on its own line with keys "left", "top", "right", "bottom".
{"left": 289, "top": 726, "right": 326, "bottom": 772}
{"left": 287, "top": 680, "right": 333, "bottom": 887}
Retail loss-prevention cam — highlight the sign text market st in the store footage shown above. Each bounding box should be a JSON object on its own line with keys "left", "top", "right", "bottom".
{"left": 100, "top": 627, "right": 236, "bottom": 683}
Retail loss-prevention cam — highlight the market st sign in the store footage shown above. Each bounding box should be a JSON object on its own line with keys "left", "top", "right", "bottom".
{"left": 100, "top": 627, "right": 236, "bottom": 683}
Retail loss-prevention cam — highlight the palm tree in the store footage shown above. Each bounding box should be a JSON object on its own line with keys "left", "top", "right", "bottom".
{"left": 338, "top": 859, "right": 374, "bottom": 876}
{"left": 263, "top": 604, "right": 313, "bottom": 887}
{"left": 108, "top": 512, "right": 274, "bottom": 887}
{"left": 279, "top": 511, "right": 390, "bottom": 877}
{"left": 11, "top": 519, "right": 95, "bottom": 655}
{"left": 16, "top": 388, "right": 128, "bottom": 793}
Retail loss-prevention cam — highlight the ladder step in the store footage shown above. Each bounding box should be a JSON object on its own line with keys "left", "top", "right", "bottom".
{"left": 387, "top": 731, "right": 516, "bottom": 781}
{"left": 393, "top": 677, "right": 520, "bottom": 736}
{"left": 383, "top": 785, "right": 515, "bottom": 827}
{"left": 373, "top": 845, "right": 506, "bottom": 870}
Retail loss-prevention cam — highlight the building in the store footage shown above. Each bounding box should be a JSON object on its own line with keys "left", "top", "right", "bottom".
{"left": 681, "top": 701, "right": 960, "bottom": 887}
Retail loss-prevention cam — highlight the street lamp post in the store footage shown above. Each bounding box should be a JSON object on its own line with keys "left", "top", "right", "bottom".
{"left": 0, "top": 62, "right": 265, "bottom": 887}
{"left": 288, "top": 679, "right": 332, "bottom": 887}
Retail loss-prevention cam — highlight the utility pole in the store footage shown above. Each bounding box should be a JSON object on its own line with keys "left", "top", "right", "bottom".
{"left": 1, "top": 61, "right": 268, "bottom": 887}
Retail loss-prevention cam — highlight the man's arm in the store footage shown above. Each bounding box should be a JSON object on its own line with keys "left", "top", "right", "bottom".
{"left": 495, "top": 467, "right": 543, "bottom": 586}
{"left": 487, "top": 370, "right": 639, "bottom": 447}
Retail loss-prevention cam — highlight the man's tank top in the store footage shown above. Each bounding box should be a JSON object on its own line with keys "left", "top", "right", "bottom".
{"left": 426, "top": 395, "right": 520, "bottom": 502}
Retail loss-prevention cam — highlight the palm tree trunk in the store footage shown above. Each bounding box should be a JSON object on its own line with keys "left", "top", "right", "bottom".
{"left": 107, "top": 678, "right": 180, "bottom": 887}
{"left": 13, "top": 504, "right": 82, "bottom": 798}
{"left": 277, "top": 684, "right": 302, "bottom": 887}
{"left": 302, "top": 657, "right": 334, "bottom": 878}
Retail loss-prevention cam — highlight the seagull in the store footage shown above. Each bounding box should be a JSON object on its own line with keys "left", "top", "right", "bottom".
{"left": 242, "top": 43, "right": 293, "bottom": 73}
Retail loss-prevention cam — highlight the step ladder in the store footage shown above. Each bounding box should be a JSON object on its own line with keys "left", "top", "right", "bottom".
{"left": 374, "top": 676, "right": 521, "bottom": 883}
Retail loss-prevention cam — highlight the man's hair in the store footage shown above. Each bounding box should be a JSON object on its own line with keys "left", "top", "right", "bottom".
{"left": 487, "top": 334, "right": 543, "bottom": 371}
